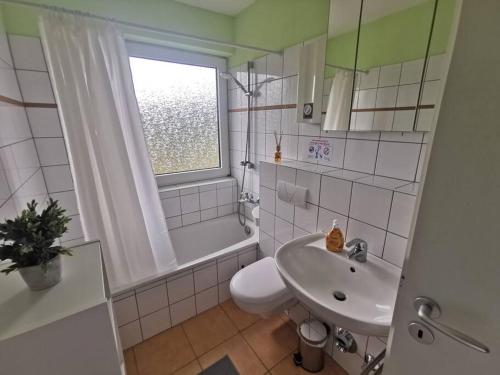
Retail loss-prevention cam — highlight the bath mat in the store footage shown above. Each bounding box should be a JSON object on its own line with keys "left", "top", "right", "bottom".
{"left": 199, "top": 355, "right": 239, "bottom": 375}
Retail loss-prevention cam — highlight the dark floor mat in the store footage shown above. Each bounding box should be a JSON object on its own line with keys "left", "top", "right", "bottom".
{"left": 199, "top": 355, "right": 239, "bottom": 375}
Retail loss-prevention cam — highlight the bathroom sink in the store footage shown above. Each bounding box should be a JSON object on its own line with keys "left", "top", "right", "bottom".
{"left": 275, "top": 233, "right": 400, "bottom": 336}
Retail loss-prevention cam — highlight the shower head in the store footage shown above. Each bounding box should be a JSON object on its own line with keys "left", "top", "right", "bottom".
{"left": 219, "top": 71, "right": 250, "bottom": 95}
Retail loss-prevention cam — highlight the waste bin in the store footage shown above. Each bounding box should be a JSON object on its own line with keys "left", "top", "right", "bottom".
{"left": 296, "top": 318, "right": 328, "bottom": 372}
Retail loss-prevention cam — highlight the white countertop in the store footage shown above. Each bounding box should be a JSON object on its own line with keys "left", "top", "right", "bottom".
{"left": 0, "top": 241, "right": 107, "bottom": 341}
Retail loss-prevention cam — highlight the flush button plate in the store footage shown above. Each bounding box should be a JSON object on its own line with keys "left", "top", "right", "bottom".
{"left": 408, "top": 321, "right": 434, "bottom": 345}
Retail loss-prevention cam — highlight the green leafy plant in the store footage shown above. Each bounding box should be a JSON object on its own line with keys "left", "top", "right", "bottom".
{"left": 0, "top": 199, "right": 72, "bottom": 274}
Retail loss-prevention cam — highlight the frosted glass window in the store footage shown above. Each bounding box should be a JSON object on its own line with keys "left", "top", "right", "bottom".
{"left": 130, "top": 57, "right": 220, "bottom": 175}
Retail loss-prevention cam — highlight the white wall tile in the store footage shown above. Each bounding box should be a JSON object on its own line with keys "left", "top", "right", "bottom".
{"left": 359, "top": 67, "right": 380, "bottom": 89}
{"left": 294, "top": 203, "right": 318, "bottom": 233}
{"left": 375, "top": 142, "right": 421, "bottom": 181}
{"left": 283, "top": 44, "right": 301, "bottom": 77}
{"left": 217, "top": 256, "right": 238, "bottom": 282}
{"left": 274, "top": 216, "right": 293, "bottom": 244}
{"left": 9, "top": 35, "right": 46, "bottom": 71}
{"left": 259, "top": 230, "right": 275, "bottom": 257}
{"left": 346, "top": 219, "right": 386, "bottom": 257}
{"left": 113, "top": 295, "right": 139, "bottom": 326}
{"left": 281, "top": 108, "right": 299, "bottom": 135}
{"left": 16, "top": 70, "right": 55, "bottom": 103}
{"left": 166, "top": 215, "right": 182, "bottom": 229}
{"left": 0, "top": 67, "right": 22, "bottom": 100}
{"left": 217, "top": 187, "right": 233, "bottom": 206}
{"left": 200, "top": 207, "right": 217, "bottom": 221}
{"left": 194, "top": 263, "right": 217, "bottom": 293}
{"left": 373, "top": 111, "right": 394, "bottom": 131}
{"left": 383, "top": 233, "right": 407, "bottom": 267}
{"left": 136, "top": 284, "right": 168, "bottom": 317}
{"left": 42, "top": 165, "right": 73, "bottom": 193}
{"left": 388, "top": 192, "right": 416, "bottom": 237}
{"left": 317, "top": 207, "right": 348, "bottom": 234}
{"left": 50, "top": 190, "right": 78, "bottom": 216}
{"left": 275, "top": 193, "right": 294, "bottom": 223}
{"left": 354, "top": 111, "right": 374, "bottom": 131}
{"left": 200, "top": 190, "right": 216, "bottom": 210}
{"left": 343, "top": 139, "right": 378, "bottom": 174}
{"left": 61, "top": 215, "right": 83, "bottom": 241}
{"left": 253, "top": 56, "right": 267, "bottom": 83}
{"left": 357, "top": 89, "right": 377, "bottom": 109}
{"left": 421, "top": 80, "right": 440, "bottom": 105}
{"left": 238, "top": 248, "right": 257, "bottom": 268}
{"left": 425, "top": 54, "right": 445, "bottom": 81}
{"left": 396, "top": 84, "right": 419, "bottom": 107}
{"left": 260, "top": 162, "right": 276, "bottom": 189}
{"left": 260, "top": 186, "right": 275, "bottom": 214}
{"left": 118, "top": 321, "right": 142, "bottom": 350}
{"left": 378, "top": 63, "right": 401, "bottom": 87}
{"left": 215, "top": 280, "right": 231, "bottom": 305}
{"left": 282, "top": 75, "right": 298, "bottom": 104}
{"left": 170, "top": 296, "right": 196, "bottom": 325}
{"left": 167, "top": 273, "right": 194, "bottom": 304}
{"left": 182, "top": 211, "right": 201, "bottom": 225}
{"left": 267, "top": 53, "right": 283, "bottom": 79}
{"left": 376, "top": 87, "right": 398, "bottom": 108}
{"left": 26, "top": 108, "right": 62, "bottom": 138}
{"left": 195, "top": 286, "right": 219, "bottom": 314}
{"left": 400, "top": 59, "right": 424, "bottom": 85}
{"left": 350, "top": 183, "right": 392, "bottom": 229}
{"left": 217, "top": 204, "right": 233, "bottom": 217}
{"left": 140, "top": 307, "right": 171, "bottom": 340}
{"left": 35, "top": 138, "right": 68, "bottom": 166}
{"left": 319, "top": 176, "right": 352, "bottom": 215}
{"left": 392, "top": 110, "right": 415, "bottom": 131}
{"left": 266, "top": 79, "right": 282, "bottom": 105}
{"left": 162, "top": 197, "right": 181, "bottom": 218}
{"left": 180, "top": 193, "right": 199, "bottom": 214}
{"left": 296, "top": 170, "right": 321, "bottom": 205}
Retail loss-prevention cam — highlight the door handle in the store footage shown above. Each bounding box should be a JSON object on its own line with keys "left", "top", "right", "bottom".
{"left": 414, "top": 297, "right": 489, "bottom": 354}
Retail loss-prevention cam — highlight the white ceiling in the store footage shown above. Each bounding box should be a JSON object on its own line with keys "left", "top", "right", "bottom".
{"left": 329, "top": 0, "right": 428, "bottom": 37}
{"left": 174, "top": 0, "right": 256, "bottom": 16}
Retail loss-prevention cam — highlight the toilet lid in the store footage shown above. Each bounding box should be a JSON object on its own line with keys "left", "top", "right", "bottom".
{"left": 230, "top": 257, "right": 291, "bottom": 305}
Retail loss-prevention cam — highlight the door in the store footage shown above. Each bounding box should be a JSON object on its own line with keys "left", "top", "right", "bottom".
{"left": 384, "top": 1, "right": 500, "bottom": 374}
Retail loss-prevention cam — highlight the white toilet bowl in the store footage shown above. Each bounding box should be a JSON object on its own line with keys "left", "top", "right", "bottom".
{"left": 230, "top": 257, "right": 295, "bottom": 317}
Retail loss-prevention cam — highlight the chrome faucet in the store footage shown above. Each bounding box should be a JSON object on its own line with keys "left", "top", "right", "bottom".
{"left": 239, "top": 192, "right": 259, "bottom": 205}
{"left": 346, "top": 238, "right": 368, "bottom": 263}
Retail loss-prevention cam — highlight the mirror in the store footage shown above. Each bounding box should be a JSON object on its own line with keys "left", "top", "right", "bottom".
{"left": 352, "top": 0, "right": 437, "bottom": 131}
{"left": 323, "top": 0, "right": 458, "bottom": 132}
{"left": 323, "top": 0, "right": 362, "bottom": 131}
{"left": 415, "top": 0, "right": 459, "bottom": 131}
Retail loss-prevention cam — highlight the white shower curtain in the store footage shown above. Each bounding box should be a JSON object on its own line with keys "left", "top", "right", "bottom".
{"left": 39, "top": 12, "right": 177, "bottom": 291}
{"left": 323, "top": 70, "right": 355, "bottom": 131}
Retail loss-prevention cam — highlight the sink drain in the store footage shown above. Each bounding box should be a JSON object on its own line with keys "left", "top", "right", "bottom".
{"left": 333, "top": 291, "right": 347, "bottom": 301}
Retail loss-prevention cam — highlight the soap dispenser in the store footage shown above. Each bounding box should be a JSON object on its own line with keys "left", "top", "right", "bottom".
{"left": 325, "top": 220, "right": 344, "bottom": 253}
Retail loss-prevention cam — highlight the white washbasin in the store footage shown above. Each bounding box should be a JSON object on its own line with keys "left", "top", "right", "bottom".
{"left": 275, "top": 233, "right": 400, "bottom": 336}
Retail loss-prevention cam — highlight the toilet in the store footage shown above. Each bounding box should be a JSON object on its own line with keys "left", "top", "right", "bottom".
{"left": 230, "top": 257, "right": 295, "bottom": 317}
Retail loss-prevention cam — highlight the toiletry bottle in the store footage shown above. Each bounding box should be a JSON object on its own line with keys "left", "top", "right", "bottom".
{"left": 325, "top": 220, "right": 344, "bottom": 252}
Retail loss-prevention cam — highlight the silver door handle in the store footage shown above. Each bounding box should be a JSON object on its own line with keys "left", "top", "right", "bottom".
{"left": 414, "top": 297, "right": 489, "bottom": 354}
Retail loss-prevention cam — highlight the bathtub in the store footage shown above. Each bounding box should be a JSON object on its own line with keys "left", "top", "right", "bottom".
{"left": 170, "top": 214, "right": 258, "bottom": 267}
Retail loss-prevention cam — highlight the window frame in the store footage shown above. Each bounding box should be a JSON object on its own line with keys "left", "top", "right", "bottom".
{"left": 127, "top": 41, "right": 230, "bottom": 187}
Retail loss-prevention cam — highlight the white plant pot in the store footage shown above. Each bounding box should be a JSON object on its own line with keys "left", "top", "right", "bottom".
{"left": 18, "top": 255, "right": 62, "bottom": 291}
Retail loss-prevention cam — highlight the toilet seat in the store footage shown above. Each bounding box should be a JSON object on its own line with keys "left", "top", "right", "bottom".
{"left": 230, "top": 257, "right": 293, "bottom": 316}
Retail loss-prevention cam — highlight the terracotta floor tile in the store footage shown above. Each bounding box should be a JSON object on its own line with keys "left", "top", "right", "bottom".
{"left": 124, "top": 349, "right": 138, "bottom": 375}
{"left": 221, "top": 299, "right": 260, "bottom": 331}
{"left": 134, "top": 326, "right": 196, "bottom": 375}
{"left": 171, "top": 360, "right": 202, "bottom": 375}
{"left": 270, "top": 353, "right": 348, "bottom": 375}
{"left": 242, "top": 315, "right": 298, "bottom": 369}
{"left": 198, "top": 334, "right": 267, "bottom": 375}
{"left": 182, "top": 305, "right": 238, "bottom": 356}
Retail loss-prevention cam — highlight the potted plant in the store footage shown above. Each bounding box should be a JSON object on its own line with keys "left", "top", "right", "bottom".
{"left": 0, "top": 199, "right": 72, "bottom": 290}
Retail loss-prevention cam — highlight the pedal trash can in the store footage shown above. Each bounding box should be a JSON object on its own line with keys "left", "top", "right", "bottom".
{"left": 296, "top": 319, "right": 328, "bottom": 372}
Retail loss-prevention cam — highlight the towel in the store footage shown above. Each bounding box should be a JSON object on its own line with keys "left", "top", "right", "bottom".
{"left": 323, "top": 70, "right": 355, "bottom": 131}
{"left": 277, "top": 180, "right": 307, "bottom": 208}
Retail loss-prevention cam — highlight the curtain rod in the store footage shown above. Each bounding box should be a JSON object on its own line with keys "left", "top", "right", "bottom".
{"left": 0, "top": 0, "right": 283, "bottom": 55}
{"left": 326, "top": 63, "right": 368, "bottom": 74}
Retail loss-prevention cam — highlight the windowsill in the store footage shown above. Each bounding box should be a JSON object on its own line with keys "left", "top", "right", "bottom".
{"left": 158, "top": 176, "right": 235, "bottom": 194}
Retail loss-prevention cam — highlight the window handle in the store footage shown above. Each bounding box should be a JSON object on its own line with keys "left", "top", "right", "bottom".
{"left": 414, "top": 297, "right": 489, "bottom": 354}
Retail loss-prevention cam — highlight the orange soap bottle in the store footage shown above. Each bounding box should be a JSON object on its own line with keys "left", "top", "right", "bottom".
{"left": 325, "top": 220, "right": 344, "bottom": 253}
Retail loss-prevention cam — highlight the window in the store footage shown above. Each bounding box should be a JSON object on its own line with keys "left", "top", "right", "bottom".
{"left": 127, "top": 43, "right": 229, "bottom": 186}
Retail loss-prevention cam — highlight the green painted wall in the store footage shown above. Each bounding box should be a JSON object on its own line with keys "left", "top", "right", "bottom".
{"left": 0, "top": 0, "right": 235, "bottom": 55}
{"left": 230, "top": 0, "right": 330, "bottom": 67}
{"left": 326, "top": 0, "right": 456, "bottom": 77}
